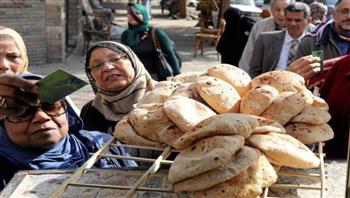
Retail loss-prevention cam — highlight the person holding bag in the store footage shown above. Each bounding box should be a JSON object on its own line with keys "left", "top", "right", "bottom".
{"left": 121, "top": 3, "right": 181, "bottom": 80}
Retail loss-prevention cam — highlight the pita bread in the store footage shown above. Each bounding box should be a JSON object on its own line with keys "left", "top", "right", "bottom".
{"left": 285, "top": 123, "right": 334, "bottom": 144}
{"left": 195, "top": 76, "right": 241, "bottom": 113}
{"left": 156, "top": 124, "right": 186, "bottom": 148}
{"left": 252, "top": 116, "right": 286, "bottom": 134}
{"left": 114, "top": 117, "right": 163, "bottom": 147}
{"left": 311, "top": 95, "right": 329, "bottom": 111}
{"left": 251, "top": 71, "right": 305, "bottom": 93}
{"left": 171, "top": 83, "right": 205, "bottom": 103}
{"left": 290, "top": 105, "right": 331, "bottom": 125}
{"left": 174, "top": 146, "right": 258, "bottom": 192}
{"left": 170, "top": 72, "right": 206, "bottom": 83}
{"left": 129, "top": 103, "right": 171, "bottom": 142}
{"left": 168, "top": 135, "right": 244, "bottom": 183}
{"left": 153, "top": 81, "right": 180, "bottom": 89}
{"left": 173, "top": 113, "right": 258, "bottom": 149}
{"left": 191, "top": 152, "right": 277, "bottom": 198}
{"left": 136, "top": 85, "right": 178, "bottom": 107}
{"left": 247, "top": 133, "right": 320, "bottom": 168}
{"left": 164, "top": 96, "right": 216, "bottom": 132}
{"left": 240, "top": 85, "right": 279, "bottom": 116}
{"left": 261, "top": 92, "right": 305, "bottom": 125}
{"left": 300, "top": 87, "right": 314, "bottom": 105}
{"left": 207, "top": 64, "right": 252, "bottom": 96}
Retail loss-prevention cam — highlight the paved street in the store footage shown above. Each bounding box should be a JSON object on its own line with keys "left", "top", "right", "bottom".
{"left": 29, "top": 4, "right": 346, "bottom": 198}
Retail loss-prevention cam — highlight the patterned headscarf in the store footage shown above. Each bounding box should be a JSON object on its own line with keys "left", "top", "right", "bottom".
{"left": 0, "top": 26, "right": 28, "bottom": 74}
{"left": 85, "top": 41, "right": 156, "bottom": 122}
{"left": 122, "top": 3, "right": 151, "bottom": 47}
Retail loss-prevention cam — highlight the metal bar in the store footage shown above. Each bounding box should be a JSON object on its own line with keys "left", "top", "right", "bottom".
{"left": 270, "top": 184, "right": 322, "bottom": 190}
{"left": 318, "top": 141, "right": 326, "bottom": 198}
{"left": 68, "top": 182, "right": 173, "bottom": 193}
{"left": 99, "top": 154, "right": 174, "bottom": 164}
{"left": 110, "top": 143, "right": 181, "bottom": 152}
{"left": 125, "top": 146, "right": 173, "bottom": 198}
{"left": 278, "top": 171, "right": 322, "bottom": 178}
{"left": 49, "top": 137, "right": 116, "bottom": 198}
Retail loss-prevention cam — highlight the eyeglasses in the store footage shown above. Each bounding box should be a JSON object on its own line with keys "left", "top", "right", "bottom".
{"left": 6, "top": 100, "right": 68, "bottom": 123}
{"left": 89, "top": 54, "right": 128, "bottom": 70}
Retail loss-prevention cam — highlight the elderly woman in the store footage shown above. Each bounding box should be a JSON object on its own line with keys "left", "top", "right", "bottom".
{"left": 121, "top": 3, "right": 181, "bottom": 80}
{"left": 81, "top": 41, "right": 157, "bottom": 133}
{"left": 0, "top": 73, "right": 137, "bottom": 190}
{"left": 0, "top": 26, "right": 39, "bottom": 118}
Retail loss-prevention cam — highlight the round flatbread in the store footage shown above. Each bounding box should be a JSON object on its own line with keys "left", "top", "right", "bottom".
{"left": 247, "top": 133, "right": 320, "bottom": 168}
{"left": 240, "top": 85, "right": 279, "bottom": 116}
{"left": 170, "top": 72, "right": 206, "bottom": 83}
{"left": 195, "top": 76, "right": 241, "bottom": 113}
{"left": 136, "top": 85, "right": 178, "bottom": 107}
{"left": 252, "top": 116, "right": 286, "bottom": 134}
{"left": 261, "top": 92, "right": 305, "bottom": 125}
{"left": 207, "top": 64, "right": 252, "bottom": 96}
{"left": 251, "top": 71, "right": 305, "bottom": 93}
{"left": 285, "top": 123, "right": 334, "bottom": 144}
{"left": 168, "top": 135, "right": 244, "bottom": 183}
{"left": 290, "top": 105, "right": 331, "bottom": 125}
{"left": 114, "top": 116, "right": 163, "bottom": 147}
{"left": 174, "top": 146, "right": 258, "bottom": 192}
{"left": 173, "top": 113, "right": 258, "bottom": 149}
{"left": 164, "top": 95, "right": 216, "bottom": 133}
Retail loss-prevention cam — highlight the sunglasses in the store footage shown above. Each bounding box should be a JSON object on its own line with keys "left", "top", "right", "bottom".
{"left": 6, "top": 100, "right": 68, "bottom": 123}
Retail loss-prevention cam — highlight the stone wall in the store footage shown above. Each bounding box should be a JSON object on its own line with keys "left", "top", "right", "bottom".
{"left": 0, "top": 0, "right": 81, "bottom": 65}
{"left": 0, "top": 0, "right": 47, "bottom": 65}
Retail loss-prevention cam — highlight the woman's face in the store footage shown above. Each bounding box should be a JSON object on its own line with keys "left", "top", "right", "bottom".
{"left": 0, "top": 38, "right": 24, "bottom": 74}
{"left": 89, "top": 47, "right": 135, "bottom": 91}
{"left": 127, "top": 12, "right": 139, "bottom": 26}
{"left": 4, "top": 100, "right": 69, "bottom": 149}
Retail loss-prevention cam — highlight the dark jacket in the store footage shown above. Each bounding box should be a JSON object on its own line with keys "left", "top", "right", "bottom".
{"left": 216, "top": 7, "right": 255, "bottom": 67}
{"left": 121, "top": 28, "right": 181, "bottom": 80}
{"left": 320, "top": 55, "right": 350, "bottom": 159}
{"left": 80, "top": 100, "right": 116, "bottom": 133}
{"left": 294, "top": 22, "right": 343, "bottom": 61}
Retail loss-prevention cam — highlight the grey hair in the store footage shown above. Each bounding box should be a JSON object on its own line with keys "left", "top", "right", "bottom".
{"left": 271, "top": 0, "right": 295, "bottom": 8}
{"left": 285, "top": 2, "right": 311, "bottom": 19}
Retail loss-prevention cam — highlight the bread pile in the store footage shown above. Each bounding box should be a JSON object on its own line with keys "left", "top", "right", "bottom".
{"left": 114, "top": 65, "right": 334, "bottom": 197}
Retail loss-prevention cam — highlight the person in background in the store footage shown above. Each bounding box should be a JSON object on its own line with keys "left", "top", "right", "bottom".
{"left": 249, "top": 2, "right": 311, "bottom": 78}
{"left": 319, "top": 55, "right": 350, "bottom": 159}
{"left": 309, "top": 1, "right": 328, "bottom": 26}
{"left": 295, "top": 0, "right": 350, "bottom": 61}
{"left": 121, "top": 3, "right": 181, "bottom": 80}
{"left": 0, "top": 26, "right": 39, "bottom": 118}
{"left": 142, "top": 0, "right": 152, "bottom": 20}
{"left": 261, "top": 8, "right": 272, "bottom": 19}
{"left": 0, "top": 74, "right": 136, "bottom": 190}
{"left": 216, "top": 7, "right": 255, "bottom": 66}
{"left": 239, "top": 0, "right": 292, "bottom": 72}
{"left": 81, "top": 41, "right": 156, "bottom": 134}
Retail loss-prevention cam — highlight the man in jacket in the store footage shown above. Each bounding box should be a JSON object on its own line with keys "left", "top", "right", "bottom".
{"left": 249, "top": 2, "right": 311, "bottom": 78}
{"left": 295, "top": 0, "right": 350, "bottom": 60}
{"left": 239, "top": 0, "right": 292, "bottom": 72}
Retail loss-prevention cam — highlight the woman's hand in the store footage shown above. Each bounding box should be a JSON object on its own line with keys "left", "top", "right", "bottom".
{"left": 0, "top": 74, "right": 40, "bottom": 117}
{"left": 288, "top": 55, "right": 321, "bottom": 80}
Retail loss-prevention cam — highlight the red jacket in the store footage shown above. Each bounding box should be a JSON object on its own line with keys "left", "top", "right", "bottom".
{"left": 320, "top": 55, "right": 350, "bottom": 159}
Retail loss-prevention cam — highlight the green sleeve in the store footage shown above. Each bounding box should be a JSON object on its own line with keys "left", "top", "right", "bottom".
{"left": 155, "top": 28, "right": 181, "bottom": 75}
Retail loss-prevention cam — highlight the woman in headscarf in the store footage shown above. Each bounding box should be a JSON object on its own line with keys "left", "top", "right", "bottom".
{"left": 216, "top": 7, "right": 255, "bottom": 67}
{"left": 0, "top": 73, "right": 137, "bottom": 190}
{"left": 81, "top": 41, "right": 157, "bottom": 133}
{"left": 121, "top": 3, "right": 181, "bottom": 80}
{"left": 0, "top": 26, "right": 39, "bottom": 118}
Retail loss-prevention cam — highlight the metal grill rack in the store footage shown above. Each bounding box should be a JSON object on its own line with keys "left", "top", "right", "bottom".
{"left": 49, "top": 137, "right": 327, "bottom": 198}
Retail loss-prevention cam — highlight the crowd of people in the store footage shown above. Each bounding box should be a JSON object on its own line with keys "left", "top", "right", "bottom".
{"left": 0, "top": 0, "right": 349, "bottom": 192}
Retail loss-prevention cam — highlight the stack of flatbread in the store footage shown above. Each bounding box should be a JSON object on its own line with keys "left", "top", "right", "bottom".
{"left": 113, "top": 66, "right": 333, "bottom": 197}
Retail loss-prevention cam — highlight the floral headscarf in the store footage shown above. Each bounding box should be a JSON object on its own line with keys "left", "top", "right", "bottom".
{"left": 0, "top": 26, "right": 28, "bottom": 74}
